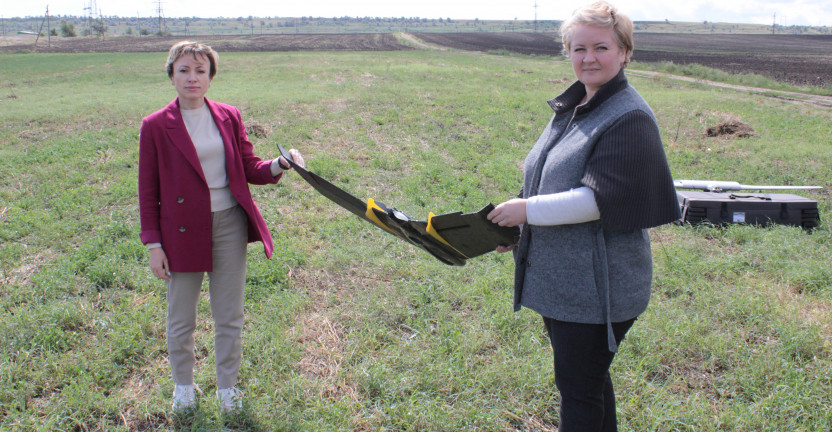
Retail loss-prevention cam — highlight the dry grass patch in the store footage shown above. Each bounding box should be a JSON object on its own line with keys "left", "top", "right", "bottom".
{"left": 288, "top": 267, "right": 361, "bottom": 400}
{"left": 774, "top": 281, "right": 832, "bottom": 347}
{"left": 505, "top": 412, "right": 558, "bottom": 432}
{"left": 116, "top": 373, "right": 157, "bottom": 404}
{"left": 0, "top": 249, "right": 55, "bottom": 287}
{"left": 8, "top": 118, "right": 138, "bottom": 145}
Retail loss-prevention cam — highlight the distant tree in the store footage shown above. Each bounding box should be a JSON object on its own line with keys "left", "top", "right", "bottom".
{"left": 92, "top": 19, "right": 108, "bottom": 37}
{"left": 125, "top": 27, "right": 133, "bottom": 35}
{"left": 60, "top": 21, "right": 77, "bottom": 37}
{"left": 139, "top": 28, "right": 150, "bottom": 35}
{"left": 50, "top": 28, "right": 58, "bottom": 36}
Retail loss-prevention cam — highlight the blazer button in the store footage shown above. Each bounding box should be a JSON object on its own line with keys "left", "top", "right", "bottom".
{"left": 177, "top": 197, "right": 185, "bottom": 204}
{"left": 178, "top": 226, "right": 186, "bottom": 233}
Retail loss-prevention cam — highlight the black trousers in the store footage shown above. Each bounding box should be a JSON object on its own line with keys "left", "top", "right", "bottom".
{"left": 543, "top": 317, "right": 636, "bottom": 432}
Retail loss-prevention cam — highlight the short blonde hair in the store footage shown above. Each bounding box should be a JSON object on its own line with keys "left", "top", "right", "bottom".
{"left": 560, "top": 1, "right": 634, "bottom": 66}
{"left": 165, "top": 41, "right": 218, "bottom": 79}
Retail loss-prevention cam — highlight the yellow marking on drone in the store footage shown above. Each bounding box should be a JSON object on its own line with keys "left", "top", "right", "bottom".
{"left": 365, "top": 198, "right": 395, "bottom": 233}
{"left": 426, "top": 212, "right": 468, "bottom": 258}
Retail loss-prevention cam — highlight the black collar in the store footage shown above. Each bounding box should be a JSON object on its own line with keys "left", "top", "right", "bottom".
{"left": 547, "top": 69, "right": 629, "bottom": 114}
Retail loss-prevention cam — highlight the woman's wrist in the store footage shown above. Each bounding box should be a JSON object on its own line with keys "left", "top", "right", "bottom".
{"left": 270, "top": 159, "right": 285, "bottom": 176}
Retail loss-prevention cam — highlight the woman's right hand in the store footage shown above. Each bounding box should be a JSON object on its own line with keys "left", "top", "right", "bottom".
{"left": 487, "top": 198, "right": 527, "bottom": 227}
{"left": 149, "top": 247, "right": 171, "bottom": 280}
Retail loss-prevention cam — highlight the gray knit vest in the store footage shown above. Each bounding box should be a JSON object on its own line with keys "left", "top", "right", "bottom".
{"left": 513, "top": 86, "right": 654, "bottom": 352}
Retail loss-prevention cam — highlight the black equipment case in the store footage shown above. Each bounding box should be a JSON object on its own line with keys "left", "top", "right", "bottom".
{"left": 677, "top": 191, "right": 820, "bottom": 230}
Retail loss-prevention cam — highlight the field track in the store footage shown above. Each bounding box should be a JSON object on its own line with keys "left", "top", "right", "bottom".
{"left": 626, "top": 70, "right": 832, "bottom": 109}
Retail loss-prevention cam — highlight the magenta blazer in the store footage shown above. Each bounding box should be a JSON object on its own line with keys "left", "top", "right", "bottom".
{"left": 138, "top": 98, "right": 282, "bottom": 272}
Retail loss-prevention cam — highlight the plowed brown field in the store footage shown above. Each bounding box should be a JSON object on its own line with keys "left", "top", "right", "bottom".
{"left": 413, "top": 32, "right": 832, "bottom": 88}
{"left": 0, "top": 33, "right": 412, "bottom": 53}
{"left": 4, "top": 32, "right": 830, "bottom": 87}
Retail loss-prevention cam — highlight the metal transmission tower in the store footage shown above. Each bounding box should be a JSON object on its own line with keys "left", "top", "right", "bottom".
{"left": 534, "top": 1, "right": 539, "bottom": 32}
{"left": 83, "top": 0, "right": 95, "bottom": 36}
{"left": 155, "top": 0, "right": 166, "bottom": 35}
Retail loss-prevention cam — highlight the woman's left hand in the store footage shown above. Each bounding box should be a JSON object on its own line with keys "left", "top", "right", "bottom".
{"left": 495, "top": 243, "right": 518, "bottom": 253}
{"left": 278, "top": 149, "right": 306, "bottom": 170}
{"left": 487, "top": 198, "right": 527, "bottom": 227}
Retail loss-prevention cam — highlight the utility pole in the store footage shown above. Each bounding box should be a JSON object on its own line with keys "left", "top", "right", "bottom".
{"left": 534, "top": 0, "right": 539, "bottom": 33}
{"left": 35, "top": 6, "right": 51, "bottom": 47}
{"left": 156, "top": 0, "right": 165, "bottom": 35}
{"left": 83, "top": 2, "right": 91, "bottom": 36}
{"left": 772, "top": 12, "right": 776, "bottom": 35}
{"left": 98, "top": 5, "right": 104, "bottom": 40}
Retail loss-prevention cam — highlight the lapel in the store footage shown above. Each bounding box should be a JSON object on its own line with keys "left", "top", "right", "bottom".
{"left": 204, "top": 98, "right": 237, "bottom": 173}
{"left": 164, "top": 98, "right": 206, "bottom": 183}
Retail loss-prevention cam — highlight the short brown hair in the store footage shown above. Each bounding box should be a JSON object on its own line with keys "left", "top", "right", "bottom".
{"left": 560, "top": 1, "right": 634, "bottom": 66}
{"left": 165, "top": 41, "right": 218, "bottom": 79}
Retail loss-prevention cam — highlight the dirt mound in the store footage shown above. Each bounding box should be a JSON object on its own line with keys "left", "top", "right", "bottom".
{"left": 706, "top": 118, "right": 756, "bottom": 138}
{"left": 246, "top": 122, "right": 270, "bottom": 138}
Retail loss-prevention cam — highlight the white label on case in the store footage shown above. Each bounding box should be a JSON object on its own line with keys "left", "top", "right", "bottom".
{"left": 733, "top": 212, "right": 746, "bottom": 223}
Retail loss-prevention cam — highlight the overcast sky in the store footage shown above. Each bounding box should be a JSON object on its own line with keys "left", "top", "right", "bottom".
{"left": 4, "top": 0, "right": 831, "bottom": 27}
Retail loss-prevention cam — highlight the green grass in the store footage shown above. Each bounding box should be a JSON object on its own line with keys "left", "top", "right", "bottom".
{"left": 1, "top": 49, "right": 830, "bottom": 431}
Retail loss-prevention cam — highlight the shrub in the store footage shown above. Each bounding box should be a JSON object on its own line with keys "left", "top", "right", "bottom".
{"left": 60, "top": 21, "right": 76, "bottom": 37}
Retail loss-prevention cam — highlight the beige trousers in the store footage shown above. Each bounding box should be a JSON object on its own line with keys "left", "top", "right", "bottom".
{"left": 166, "top": 205, "right": 248, "bottom": 389}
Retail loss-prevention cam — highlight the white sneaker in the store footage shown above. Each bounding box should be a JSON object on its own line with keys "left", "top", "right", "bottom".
{"left": 216, "top": 387, "right": 244, "bottom": 412}
{"left": 172, "top": 383, "right": 201, "bottom": 411}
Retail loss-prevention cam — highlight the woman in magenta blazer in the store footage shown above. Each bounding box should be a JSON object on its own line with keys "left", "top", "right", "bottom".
{"left": 138, "top": 41, "right": 304, "bottom": 412}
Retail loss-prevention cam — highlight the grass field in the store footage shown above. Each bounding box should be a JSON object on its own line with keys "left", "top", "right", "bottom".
{"left": 1, "top": 49, "right": 831, "bottom": 431}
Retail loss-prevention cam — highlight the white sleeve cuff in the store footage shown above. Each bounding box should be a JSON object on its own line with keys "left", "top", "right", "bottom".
{"left": 526, "top": 186, "right": 601, "bottom": 226}
{"left": 147, "top": 243, "right": 162, "bottom": 250}
{"left": 270, "top": 159, "right": 285, "bottom": 177}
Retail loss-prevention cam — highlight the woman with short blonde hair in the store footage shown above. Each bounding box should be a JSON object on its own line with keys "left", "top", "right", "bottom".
{"left": 560, "top": 1, "right": 634, "bottom": 66}
{"left": 488, "top": 2, "right": 678, "bottom": 431}
{"left": 165, "top": 40, "right": 219, "bottom": 79}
